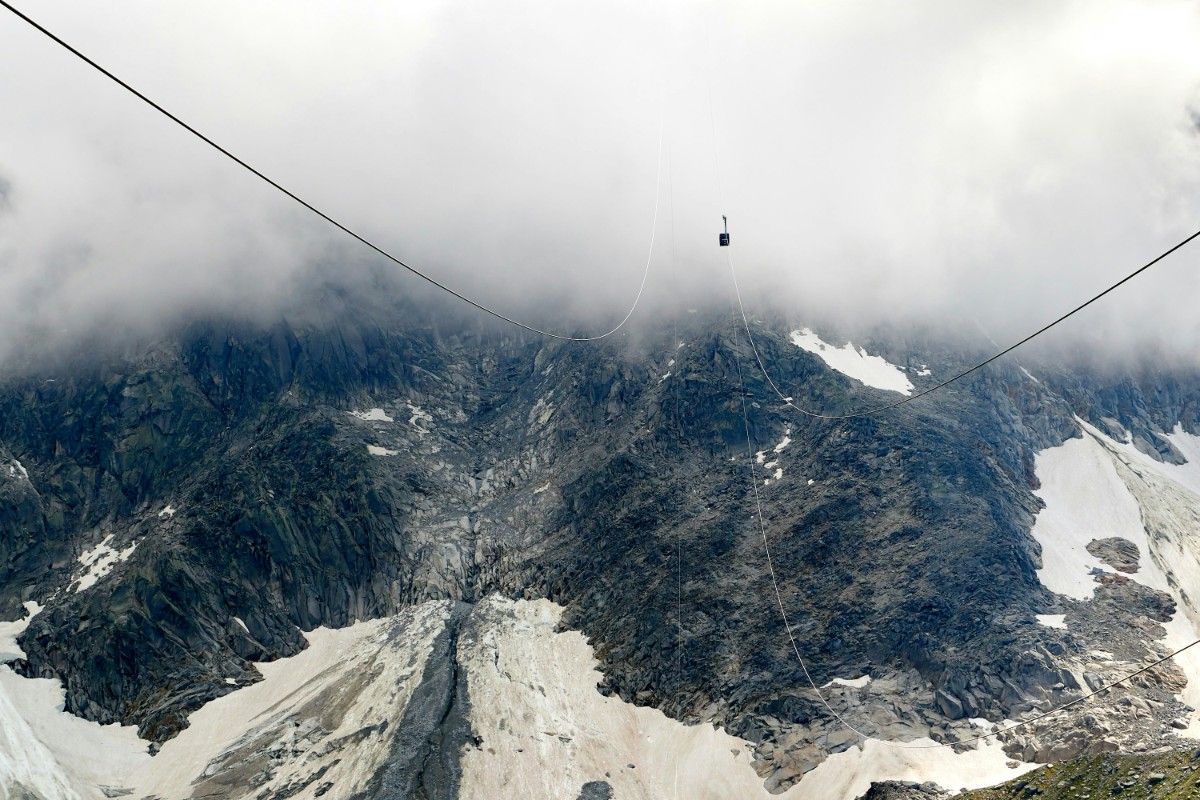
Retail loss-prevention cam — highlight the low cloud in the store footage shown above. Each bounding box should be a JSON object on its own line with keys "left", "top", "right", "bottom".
{"left": 1, "top": 0, "right": 1199, "bottom": 365}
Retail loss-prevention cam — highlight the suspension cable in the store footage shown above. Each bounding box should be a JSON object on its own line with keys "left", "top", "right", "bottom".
{"left": 730, "top": 231, "right": 1200, "bottom": 420}
{"left": 0, "top": 0, "right": 664, "bottom": 342}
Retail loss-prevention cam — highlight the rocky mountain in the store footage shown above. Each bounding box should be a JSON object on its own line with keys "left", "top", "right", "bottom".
{"left": 1, "top": 295, "right": 1199, "bottom": 799}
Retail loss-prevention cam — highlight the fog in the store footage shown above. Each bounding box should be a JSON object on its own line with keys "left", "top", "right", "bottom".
{"left": 2, "top": 0, "right": 1199, "bottom": 365}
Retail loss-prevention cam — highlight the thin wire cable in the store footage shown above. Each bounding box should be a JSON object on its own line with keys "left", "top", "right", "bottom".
{"left": 0, "top": 0, "right": 663, "bottom": 342}
{"left": 731, "top": 325, "right": 1200, "bottom": 749}
{"left": 667, "top": 142, "right": 683, "bottom": 800}
{"left": 730, "top": 232, "right": 1200, "bottom": 419}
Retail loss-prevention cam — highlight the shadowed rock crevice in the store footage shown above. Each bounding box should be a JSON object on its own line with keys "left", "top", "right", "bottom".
{"left": 350, "top": 602, "right": 474, "bottom": 800}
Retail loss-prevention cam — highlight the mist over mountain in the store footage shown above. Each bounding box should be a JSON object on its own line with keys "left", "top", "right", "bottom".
{"left": 2, "top": 0, "right": 1200, "bottom": 370}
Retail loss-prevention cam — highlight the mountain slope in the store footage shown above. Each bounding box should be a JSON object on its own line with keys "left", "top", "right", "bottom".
{"left": 2, "top": 303, "right": 1199, "bottom": 798}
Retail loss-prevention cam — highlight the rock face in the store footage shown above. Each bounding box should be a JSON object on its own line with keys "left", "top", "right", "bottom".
{"left": 1, "top": 298, "right": 1200, "bottom": 796}
{"left": 1086, "top": 537, "right": 1141, "bottom": 573}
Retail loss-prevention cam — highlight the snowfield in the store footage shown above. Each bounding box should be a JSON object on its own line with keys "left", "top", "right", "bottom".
{"left": 1030, "top": 419, "right": 1200, "bottom": 729}
{"left": 457, "top": 596, "right": 1030, "bottom": 800}
{"left": 0, "top": 593, "right": 1034, "bottom": 799}
{"left": 789, "top": 328, "right": 914, "bottom": 395}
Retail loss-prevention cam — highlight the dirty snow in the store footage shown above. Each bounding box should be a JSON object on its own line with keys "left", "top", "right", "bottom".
{"left": 348, "top": 407, "right": 394, "bottom": 422}
{"left": 366, "top": 444, "right": 399, "bottom": 456}
{"left": 457, "top": 596, "right": 1030, "bottom": 800}
{"left": 1035, "top": 614, "right": 1067, "bottom": 630}
{"left": 133, "top": 602, "right": 449, "bottom": 799}
{"left": 74, "top": 536, "right": 137, "bottom": 593}
{"left": 789, "top": 328, "right": 914, "bottom": 396}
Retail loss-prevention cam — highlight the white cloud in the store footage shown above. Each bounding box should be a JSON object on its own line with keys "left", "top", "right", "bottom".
{"left": 1, "top": 1, "right": 1198, "bottom": 362}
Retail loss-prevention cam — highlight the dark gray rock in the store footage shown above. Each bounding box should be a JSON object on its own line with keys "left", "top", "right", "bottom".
{"left": 1086, "top": 537, "right": 1141, "bottom": 573}
{"left": 577, "top": 780, "right": 614, "bottom": 800}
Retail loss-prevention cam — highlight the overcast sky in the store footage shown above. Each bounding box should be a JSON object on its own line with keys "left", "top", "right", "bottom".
{"left": 2, "top": 1, "right": 1199, "bottom": 363}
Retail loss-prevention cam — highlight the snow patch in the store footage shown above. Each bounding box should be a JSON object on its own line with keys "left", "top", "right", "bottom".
{"left": 1035, "top": 614, "right": 1067, "bottom": 630}
{"left": 915, "top": 364, "right": 931, "bottom": 377}
{"left": 0, "top": 602, "right": 41, "bottom": 663}
{"left": 790, "top": 328, "right": 914, "bottom": 396}
{"left": 823, "top": 675, "right": 872, "bottom": 689}
{"left": 6, "top": 460, "right": 29, "bottom": 481}
{"left": 348, "top": 407, "right": 394, "bottom": 422}
{"left": 74, "top": 536, "right": 137, "bottom": 593}
{"left": 157, "top": 504, "right": 176, "bottom": 518}
{"left": 367, "top": 444, "right": 399, "bottom": 457}
{"left": 533, "top": 482, "right": 551, "bottom": 495}
{"left": 232, "top": 617, "right": 249, "bottom": 633}
{"left": 1019, "top": 366, "right": 1039, "bottom": 384}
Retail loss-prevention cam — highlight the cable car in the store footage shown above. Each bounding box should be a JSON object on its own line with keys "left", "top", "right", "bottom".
{"left": 719, "top": 215, "right": 730, "bottom": 247}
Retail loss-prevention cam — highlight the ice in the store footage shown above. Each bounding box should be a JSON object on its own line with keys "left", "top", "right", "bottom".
{"left": 348, "top": 408, "right": 394, "bottom": 422}
{"left": 790, "top": 328, "right": 914, "bottom": 395}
